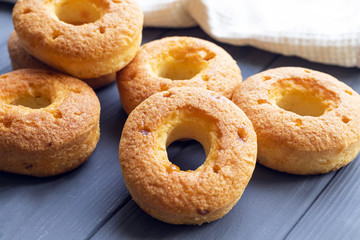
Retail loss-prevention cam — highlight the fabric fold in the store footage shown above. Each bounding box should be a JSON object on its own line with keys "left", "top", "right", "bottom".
{"left": 4, "top": 0, "right": 360, "bottom": 68}
{"left": 138, "top": 0, "right": 360, "bottom": 68}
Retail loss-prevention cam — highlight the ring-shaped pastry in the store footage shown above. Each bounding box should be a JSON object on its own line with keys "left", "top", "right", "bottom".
{"left": 13, "top": 0, "right": 143, "bottom": 79}
{"left": 232, "top": 67, "right": 360, "bottom": 175}
{"left": 119, "top": 87, "right": 257, "bottom": 224}
{"left": 117, "top": 37, "right": 242, "bottom": 114}
{"left": 0, "top": 69, "right": 100, "bottom": 177}
{"left": 7, "top": 31, "right": 115, "bottom": 89}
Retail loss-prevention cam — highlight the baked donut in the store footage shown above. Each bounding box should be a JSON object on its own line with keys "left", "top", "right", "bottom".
{"left": 0, "top": 69, "right": 100, "bottom": 177}
{"left": 12, "top": 0, "right": 143, "bottom": 79}
{"left": 7, "top": 31, "right": 115, "bottom": 89}
{"left": 232, "top": 67, "right": 360, "bottom": 175}
{"left": 117, "top": 36, "right": 242, "bottom": 114}
{"left": 119, "top": 87, "right": 257, "bottom": 224}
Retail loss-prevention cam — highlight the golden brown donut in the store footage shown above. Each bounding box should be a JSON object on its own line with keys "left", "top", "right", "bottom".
{"left": 7, "top": 31, "right": 115, "bottom": 89}
{"left": 232, "top": 67, "right": 360, "bottom": 175}
{"left": 12, "top": 0, "right": 143, "bottom": 79}
{"left": 117, "top": 36, "right": 242, "bottom": 114}
{"left": 119, "top": 87, "right": 257, "bottom": 224}
{"left": 0, "top": 69, "right": 100, "bottom": 177}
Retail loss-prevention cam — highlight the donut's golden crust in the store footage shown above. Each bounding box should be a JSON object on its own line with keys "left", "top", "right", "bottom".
{"left": 0, "top": 69, "right": 101, "bottom": 177}
{"left": 7, "top": 31, "right": 115, "bottom": 89}
{"left": 232, "top": 67, "right": 360, "bottom": 175}
{"left": 119, "top": 87, "right": 257, "bottom": 224}
{"left": 117, "top": 37, "right": 242, "bottom": 114}
{"left": 13, "top": 0, "right": 143, "bottom": 78}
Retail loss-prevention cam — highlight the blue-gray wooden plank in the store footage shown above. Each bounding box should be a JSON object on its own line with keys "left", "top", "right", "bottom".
{"left": 91, "top": 29, "right": 339, "bottom": 239}
{"left": 92, "top": 31, "right": 360, "bottom": 240}
{"left": 92, "top": 166, "right": 335, "bottom": 240}
{"left": 268, "top": 56, "right": 360, "bottom": 240}
{"left": 0, "top": 3, "right": 168, "bottom": 238}
{"left": 87, "top": 27, "right": 282, "bottom": 240}
{"left": 286, "top": 163, "right": 360, "bottom": 240}
{"left": 1, "top": 2, "right": 360, "bottom": 240}
{"left": 0, "top": 4, "right": 13, "bottom": 74}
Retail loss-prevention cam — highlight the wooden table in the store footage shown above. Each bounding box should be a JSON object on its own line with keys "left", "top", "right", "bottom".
{"left": 1, "top": 3, "right": 360, "bottom": 239}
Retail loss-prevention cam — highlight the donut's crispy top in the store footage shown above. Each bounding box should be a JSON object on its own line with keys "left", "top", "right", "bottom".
{"left": 232, "top": 67, "right": 360, "bottom": 152}
{"left": 117, "top": 36, "right": 242, "bottom": 113}
{"left": 12, "top": 0, "right": 143, "bottom": 59}
{"left": 119, "top": 87, "right": 257, "bottom": 217}
{"left": 0, "top": 69, "right": 100, "bottom": 151}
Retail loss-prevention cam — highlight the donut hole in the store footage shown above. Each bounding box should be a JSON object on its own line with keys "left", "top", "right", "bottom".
{"left": 274, "top": 87, "right": 329, "bottom": 117}
{"left": 11, "top": 95, "right": 51, "bottom": 109}
{"left": 156, "top": 59, "right": 207, "bottom": 80}
{"left": 165, "top": 120, "right": 213, "bottom": 171}
{"left": 166, "top": 140, "right": 206, "bottom": 171}
{"left": 155, "top": 48, "right": 212, "bottom": 80}
{"left": 55, "top": 0, "right": 103, "bottom": 25}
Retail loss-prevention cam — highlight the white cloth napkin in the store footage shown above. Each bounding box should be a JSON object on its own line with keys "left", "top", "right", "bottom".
{"left": 4, "top": 0, "right": 360, "bottom": 68}
{"left": 139, "top": 0, "right": 360, "bottom": 68}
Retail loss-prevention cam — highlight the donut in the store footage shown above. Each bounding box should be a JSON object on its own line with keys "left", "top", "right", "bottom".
{"left": 232, "top": 67, "right": 360, "bottom": 175}
{"left": 12, "top": 0, "right": 143, "bottom": 79}
{"left": 117, "top": 36, "right": 242, "bottom": 114}
{"left": 7, "top": 31, "right": 115, "bottom": 89}
{"left": 0, "top": 69, "right": 101, "bottom": 177}
{"left": 119, "top": 87, "right": 257, "bottom": 224}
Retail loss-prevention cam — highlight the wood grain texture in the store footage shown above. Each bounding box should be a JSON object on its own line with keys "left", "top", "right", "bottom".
{"left": 0, "top": 4, "right": 13, "bottom": 73}
{"left": 286, "top": 162, "right": 360, "bottom": 240}
{"left": 1, "top": 2, "right": 360, "bottom": 240}
{"left": 92, "top": 164, "right": 335, "bottom": 240}
{"left": 92, "top": 29, "right": 360, "bottom": 240}
{"left": 0, "top": 12, "right": 167, "bottom": 238}
{"left": 92, "top": 29, "right": 338, "bottom": 240}
{"left": 268, "top": 56, "right": 360, "bottom": 240}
